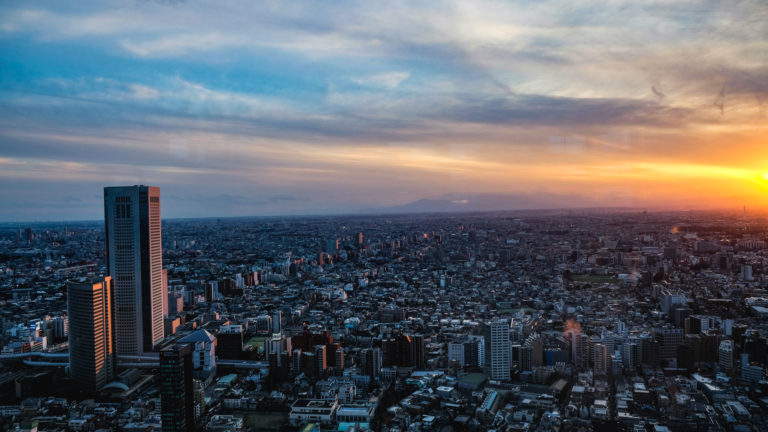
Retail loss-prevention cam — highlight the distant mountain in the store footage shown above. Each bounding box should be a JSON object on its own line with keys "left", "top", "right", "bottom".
{"left": 367, "top": 192, "right": 603, "bottom": 215}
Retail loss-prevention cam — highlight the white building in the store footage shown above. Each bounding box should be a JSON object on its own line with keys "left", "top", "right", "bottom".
{"left": 289, "top": 399, "right": 339, "bottom": 426}
{"left": 179, "top": 329, "right": 216, "bottom": 375}
{"left": 490, "top": 320, "right": 511, "bottom": 381}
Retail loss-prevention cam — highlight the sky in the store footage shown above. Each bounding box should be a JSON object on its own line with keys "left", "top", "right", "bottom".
{"left": 0, "top": 0, "right": 767, "bottom": 221}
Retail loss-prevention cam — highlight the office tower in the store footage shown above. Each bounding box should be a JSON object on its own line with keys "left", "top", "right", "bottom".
{"left": 272, "top": 310, "right": 282, "bottom": 334}
{"left": 335, "top": 347, "right": 345, "bottom": 372}
{"left": 382, "top": 333, "right": 413, "bottom": 367}
{"left": 160, "top": 343, "right": 195, "bottom": 432}
{"left": 315, "top": 345, "right": 327, "bottom": 375}
{"left": 621, "top": 341, "right": 640, "bottom": 370}
{"left": 255, "top": 315, "right": 272, "bottom": 333}
{"left": 718, "top": 340, "right": 734, "bottom": 372}
{"left": 217, "top": 325, "right": 244, "bottom": 360}
{"left": 67, "top": 277, "right": 115, "bottom": 392}
{"left": 593, "top": 343, "right": 609, "bottom": 376}
{"left": 204, "top": 281, "right": 218, "bottom": 303}
{"left": 661, "top": 290, "right": 687, "bottom": 316}
{"left": 468, "top": 335, "right": 486, "bottom": 367}
{"left": 325, "top": 238, "right": 338, "bottom": 255}
{"left": 490, "top": 320, "right": 511, "bottom": 381}
{"left": 292, "top": 349, "right": 303, "bottom": 374}
{"left": 448, "top": 342, "right": 465, "bottom": 366}
{"left": 654, "top": 327, "right": 683, "bottom": 360}
{"left": 168, "top": 291, "right": 184, "bottom": 316}
{"left": 357, "top": 232, "right": 364, "bottom": 246}
{"left": 741, "top": 265, "right": 753, "bottom": 281}
{"left": 361, "top": 348, "right": 381, "bottom": 378}
{"left": 104, "top": 185, "right": 163, "bottom": 355}
{"left": 411, "top": 334, "right": 425, "bottom": 368}
{"left": 525, "top": 333, "right": 543, "bottom": 367}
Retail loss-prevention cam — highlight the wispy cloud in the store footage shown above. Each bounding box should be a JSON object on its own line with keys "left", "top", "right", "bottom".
{"left": 0, "top": 0, "right": 766, "bottom": 219}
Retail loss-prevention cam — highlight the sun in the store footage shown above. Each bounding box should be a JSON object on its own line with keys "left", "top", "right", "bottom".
{"left": 763, "top": 173, "right": 768, "bottom": 181}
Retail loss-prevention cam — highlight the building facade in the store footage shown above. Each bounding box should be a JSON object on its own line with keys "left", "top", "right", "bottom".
{"left": 67, "top": 277, "right": 115, "bottom": 392}
{"left": 104, "top": 185, "right": 164, "bottom": 355}
{"left": 490, "top": 320, "right": 511, "bottom": 381}
{"left": 160, "top": 343, "right": 195, "bottom": 432}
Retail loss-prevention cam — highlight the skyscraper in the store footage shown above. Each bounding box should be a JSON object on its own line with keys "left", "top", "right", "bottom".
{"left": 490, "top": 319, "right": 511, "bottom": 381}
{"left": 160, "top": 343, "right": 195, "bottom": 432}
{"left": 104, "top": 185, "right": 163, "bottom": 355}
{"left": 67, "top": 277, "right": 115, "bottom": 392}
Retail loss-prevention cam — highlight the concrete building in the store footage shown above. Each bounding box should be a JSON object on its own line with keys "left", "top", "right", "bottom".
{"left": 490, "top": 320, "right": 510, "bottom": 381}
{"left": 160, "top": 343, "right": 195, "bottom": 432}
{"left": 67, "top": 277, "right": 114, "bottom": 392}
{"left": 718, "top": 340, "right": 734, "bottom": 372}
{"left": 104, "top": 185, "right": 164, "bottom": 355}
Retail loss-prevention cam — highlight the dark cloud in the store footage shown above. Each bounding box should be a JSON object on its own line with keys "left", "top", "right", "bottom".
{"left": 651, "top": 86, "right": 665, "bottom": 100}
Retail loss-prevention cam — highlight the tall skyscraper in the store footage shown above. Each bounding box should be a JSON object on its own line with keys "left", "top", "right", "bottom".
{"left": 272, "top": 310, "right": 282, "bottom": 334}
{"left": 104, "top": 185, "right": 164, "bottom": 355}
{"left": 67, "top": 277, "right": 115, "bottom": 392}
{"left": 160, "top": 343, "right": 195, "bottom": 432}
{"left": 490, "top": 319, "right": 511, "bottom": 381}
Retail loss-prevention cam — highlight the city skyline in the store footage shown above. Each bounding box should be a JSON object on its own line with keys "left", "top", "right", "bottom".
{"left": 1, "top": 0, "right": 767, "bottom": 221}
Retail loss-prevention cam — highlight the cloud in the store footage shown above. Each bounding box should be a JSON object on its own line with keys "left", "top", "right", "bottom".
{"left": 352, "top": 72, "right": 410, "bottom": 89}
{"left": 129, "top": 84, "right": 159, "bottom": 99}
{"left": 120, "top": 33, "right": 243, "bottom": 57}
{"left": 1, "top": 0, "right": 767, "bottom": 220}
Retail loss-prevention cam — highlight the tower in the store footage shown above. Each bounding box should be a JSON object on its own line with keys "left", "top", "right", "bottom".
{"left": 160, "top": 343, "right": 195, "bottom": 432}
{"left": 411, "top": 334, "right": 426, "bottom": 368}
{"left": 104, "top": 185, "right": 163, "bottom": 355}
{"left": 490, "top": 320, "right": 511, "bottom": 381}
{"left": 67, "top": 277, "right": 115, "bottom": 392}
{"left": 272, "top": 310, "right": 282, "bottom": 334}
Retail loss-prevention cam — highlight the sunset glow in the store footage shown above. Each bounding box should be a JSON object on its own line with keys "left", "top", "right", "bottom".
{"left": 0, "top": 0, "right": 766, "bottom": 220}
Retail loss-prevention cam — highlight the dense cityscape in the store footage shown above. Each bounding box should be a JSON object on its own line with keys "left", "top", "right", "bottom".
{"left": 2, "top": 0, "right": 766, "bottom": 431}
{"left": 0, "top": 186, "right": 766, "bottom": 432}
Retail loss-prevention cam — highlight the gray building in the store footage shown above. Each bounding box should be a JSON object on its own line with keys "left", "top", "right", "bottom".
{"left": 490, "top": 319, "right": 510, "bottom": 381}
{"left": 104, "top": 185, "right": 164, "bottom": 355}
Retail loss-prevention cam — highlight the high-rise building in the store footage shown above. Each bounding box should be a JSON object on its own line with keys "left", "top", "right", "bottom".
{"left": 411, "top": 334, "right": 425, "bottom": 368}
{"left": 718, "top": 340, "right": 734, "bottom": 372}
{"left": 571, "top": 332, "right": 590, "bottom": 369}
{"left": 315, "top": 345, "right": 327, "bottom": 375}
{"left": 272, "top": 310, "right": 282, "bottom": 334}
{"left": 104, "top": 185, "right": 164, "bottom": 355}
{"left": 325, "top": 238, "right": 339, "bottom": 255}
{"left": 361, "top": 348, "right": 381, "bottom": 378}
{"left": 621, "top": 340, "right": 640, "bottom": 370}
{"left": 593, "top": 343, "right": 609, "bottom": 376}
{"left": 448, "top": 342, "right": 465, "bottom": 366}
{"left": 67, "top": 277, "right": 115, "bottom": 392}
{"left": 490, "top": 320, "right": 511, "bottom": 381}
{"left": 335, "top": 347, "right": 345, "bottom": 372}
{"left": 468, "top": 335, "right": 486, "bottom": 367}
{"left": 160, "top": 343, "right": 195, "bottom": 432}
{"left": 661, "top": 290, "right": 687, "bottom": 316}
{"left": 654, "top": 327, "right": 683, "bottom": 360}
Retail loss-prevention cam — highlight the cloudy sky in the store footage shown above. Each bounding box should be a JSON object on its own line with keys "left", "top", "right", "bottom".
{"left": 1, "top": 0, "right": 766, "bottom": 221}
